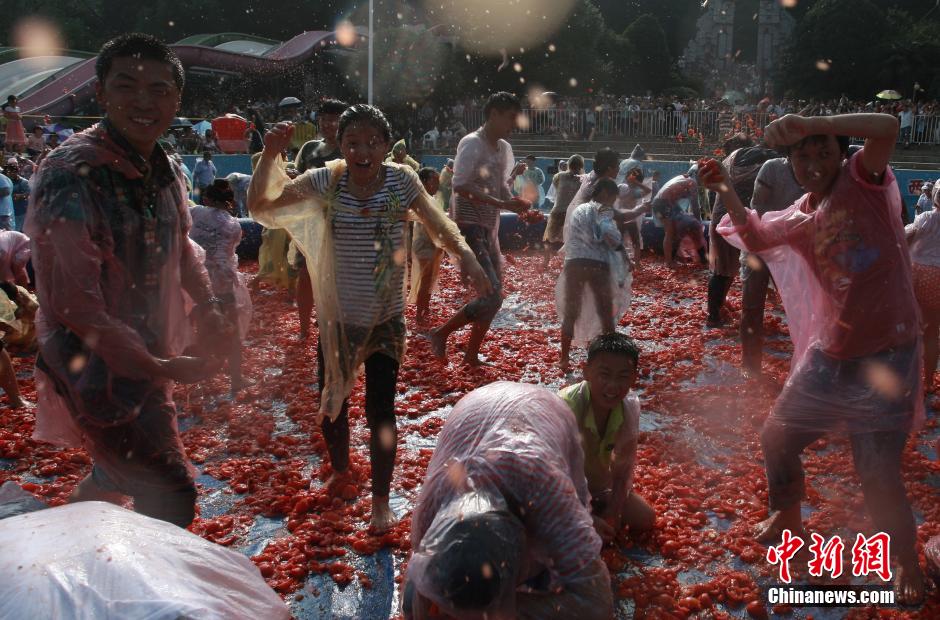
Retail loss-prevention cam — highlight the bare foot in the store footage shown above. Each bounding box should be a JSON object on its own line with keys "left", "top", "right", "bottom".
{"left": 462, "top": 354, "right": 492, "bottom": 367}
{"left": 428, "top": 329, "right": 447, "bottom": 361}
{"left": 754, "top": 506, "right": 805, "bottom": 544}
{"left": 559, "top": 358, "right": 570, "bottom": 374}
{"left": 895, "top": 560, "right": 926, "bottom": 606}
{"left": 370, "top": 496, "right": 398, "bottom": 533}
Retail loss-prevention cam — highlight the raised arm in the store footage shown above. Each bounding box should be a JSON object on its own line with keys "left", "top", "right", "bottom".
{"left": 764, "top": 113, "right": 898, "bottom": 180}
{"left": 247, "top": 122, "right": 317, "bottom": 214}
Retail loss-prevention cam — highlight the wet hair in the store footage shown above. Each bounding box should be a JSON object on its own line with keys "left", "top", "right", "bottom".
{"left": 722, "top": 133, "right": 754, "bottom": 156}
{"left": 785, "top": 134, "right": 850, "bottom": 157}
{"left": 426, "top": 511, "right": 521, "bottom": 611}
{"left": 96, "top": 33, "right": 185, "bottom": 91}
{"left": 568, "top": 154, "right": 584, "bottom": 172}
{"left": 318, "top": 99, "right": 348, "bottom": 116}
{"left": 483, "top": 91, "right": 521, "bottom": 118}
{"left": 337, "top": 104, "right": 392, "bottom": 144}
{"left": 591, "top": 177, "right": 619, "bottom": 200}
{"left": 418, "top": 166, "right": 439, "bottom": 184}
{"left": 587, "top": 332, "right": 640, "bottom": 365}
{"left": 203, "top": 179, "right": 234, "bottom": 205}
{"left": 593, "top": 148, "right": 620, "bottom": 176}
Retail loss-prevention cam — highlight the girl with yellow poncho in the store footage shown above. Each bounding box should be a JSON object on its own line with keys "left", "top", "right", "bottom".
{"left": 249, "top": 105, "right": 490, "bottom": 532}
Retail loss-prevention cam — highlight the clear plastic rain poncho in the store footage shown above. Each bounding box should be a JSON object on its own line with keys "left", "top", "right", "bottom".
{"left": 189, "top": 205, "right": 253, "bottom": 339}
{"left": 718, "top": 150, "right": 924, "bottom": 433}
{"left": 408, "top": 191, "right": 448, "bottom": 305}
{"left": 555, "top": 201, "right": 633, "bottom": 346}
{"left": 252, "top": 160, "right": 473, "bottom": 420}
{"left": 408, "top": 382, "right": 612, "bottom": 620}
{"left": 0, "top": 502, "right": 289, "bottom": 619}
{"left": 561, "top": 171, "right": 597, "bottom": 244}
{"left": 24, "top": 122, "right": 208, "bottom": 447}
{"left": 0, "top": 230, "right": 30, "bottom": 284}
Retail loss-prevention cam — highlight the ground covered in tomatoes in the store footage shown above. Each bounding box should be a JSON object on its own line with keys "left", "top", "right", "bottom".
{"left": 2, "top": 249, "right": 938, "bottom": 619}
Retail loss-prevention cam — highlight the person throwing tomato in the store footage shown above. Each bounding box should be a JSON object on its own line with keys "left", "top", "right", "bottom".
{"left": 706, "top": 112, "right": 925, "bottom": 605}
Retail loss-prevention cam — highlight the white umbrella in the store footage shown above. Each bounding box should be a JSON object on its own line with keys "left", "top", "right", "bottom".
{"left": 278, "top": 96, "right": 302, "bottom": 108}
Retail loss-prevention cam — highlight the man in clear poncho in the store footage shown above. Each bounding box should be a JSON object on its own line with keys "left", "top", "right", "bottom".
{"left": 711, "top": 112, "right": 925, "bottom": 604}
{"left": 26, "top": 34, "right": 226, "bottom": 528}
{"left": 248, "top": 104, "right": 490, "bottom": 531}
{"left": 403, "top": 382, "right": 613, "bottom": 619}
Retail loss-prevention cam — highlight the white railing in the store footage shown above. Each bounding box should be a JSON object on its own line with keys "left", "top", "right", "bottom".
{"left": 428, "top": 109, "right": 940, "bottom": 145}
{"left": 434, "top": 108, "right": 779, "bottom": 141}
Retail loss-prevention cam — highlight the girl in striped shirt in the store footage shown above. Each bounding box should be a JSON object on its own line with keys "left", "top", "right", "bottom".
{"left": 249, "top": 105, "right": 490, "bottom": 532}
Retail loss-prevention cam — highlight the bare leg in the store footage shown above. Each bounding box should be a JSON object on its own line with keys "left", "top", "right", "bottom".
{"left": 415, "top": 258, "right": 434, "bottom": 327}
{"left": 429, "top": 309, "right": 471, "bottom": 361}
{"left": 0, "top": 348, "right": 27, "bottom": 408}
{"left": 620, "top": 492, "right": 656, "bottom": 532}
{"left": 560, "top": 328, "right": 572, "bottom": 374}
{"left": 69, "top": 473, "right": 124, "bottom": 506}
{"left": 754, "top": 503, "right": 805, "bottom": 543}
{"left": 370, "top": 495, "right": 398, "bottom": 532}
{"left": 463, "top": 314, "right": 496, "bottom": 365}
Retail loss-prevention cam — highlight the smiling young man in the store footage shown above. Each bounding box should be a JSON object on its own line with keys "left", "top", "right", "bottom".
{"left": 26, "top": 33, "right": 226, "bottom": 528}
{"left": 559, "top": 333, "right": 654, "bottom": 543}
{"left": 710, "top": 113, "right": 925, "bottom": 604}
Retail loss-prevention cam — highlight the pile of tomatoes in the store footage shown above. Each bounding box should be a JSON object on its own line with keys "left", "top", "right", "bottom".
{"left": 2, "top": 250, "right": 938, "bottom": 618}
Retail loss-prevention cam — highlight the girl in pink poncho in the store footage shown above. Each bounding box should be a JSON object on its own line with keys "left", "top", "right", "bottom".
{"left": 710, "top": 113, "right": 925, "bottom": 605}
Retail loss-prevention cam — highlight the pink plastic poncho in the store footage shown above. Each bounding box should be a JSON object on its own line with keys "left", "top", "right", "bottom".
{"left": 25, "top": 123, "right": 211, "bottom": 448}
{"left": 189, "top": 205, "right": 253, "bottom": 338}
{"left": 0, "top": 230, "right": 30, "bottom": 284}
{"left": 408, "top": 382, "right": 612, "bottom": 620}
{"left": 718, "top": 149, "right": 924, "bottom": 433}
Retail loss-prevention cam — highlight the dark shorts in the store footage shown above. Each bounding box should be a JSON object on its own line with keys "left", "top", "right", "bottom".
{"left": 772, "top": 341, "right": 919, "bottom": 434}
{"left": 458, "top": 223, "right": 503, "bottom": 321}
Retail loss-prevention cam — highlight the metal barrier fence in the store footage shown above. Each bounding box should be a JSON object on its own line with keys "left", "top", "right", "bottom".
{"left": 437, "top": 108, "right": 779, "bottom": 141}
{"left": 434, "top": 109, "right": 940, "bottom": 145}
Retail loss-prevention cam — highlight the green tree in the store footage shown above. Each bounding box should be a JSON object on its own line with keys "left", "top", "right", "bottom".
{"left": 622, "top": 13, "right": 674, "bottom": 94}
{"left": 779, "top": 0, "right": 887, "bottom": 99}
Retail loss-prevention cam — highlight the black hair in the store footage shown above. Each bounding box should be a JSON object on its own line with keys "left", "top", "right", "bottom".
{"left": 418, "top": 167, "right": 439, "bottom": 184}
{"left": 722, "top": 133, "right": 754, "bottom": 156}
{"left": 203, "top": 178, "right": 234, "bottom": 205}
{"left": 785, "top": 134, "right": 850, "bottom": 157}
{"left": 426, "top": 511, "right": 521, "bottom": 611}
{"left": 318, "top": 99, "right": 348, "bottom": 116}
{"left": 337, "top": 104, "right": 392, "bottom": 144}
{"left": 587, "top": 332, "right": 640, "bottom": 366}
{"left": 593, "top": 148, "right": 620, "bottom": 176}
{"left": 96, "top": 33, "right": 185, "bottom": 91}
{"left": 483, "top": 91, "right": 521, "bottom": 118}
{"left": 525, "top": 154, "right": 537, "bottom": 161}
{"left": 591, "top": 177, "right": 619, "bottom": 200}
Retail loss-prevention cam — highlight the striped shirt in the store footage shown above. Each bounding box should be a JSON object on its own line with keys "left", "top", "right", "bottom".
{"left": 452, "top": 129, "right": 515, "bottom": 230}
{"left": 411, "top": 382, "right": 601, "bottom": 582}
{"left": 308, "top": 165, "right": 419, "bottom": 326}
